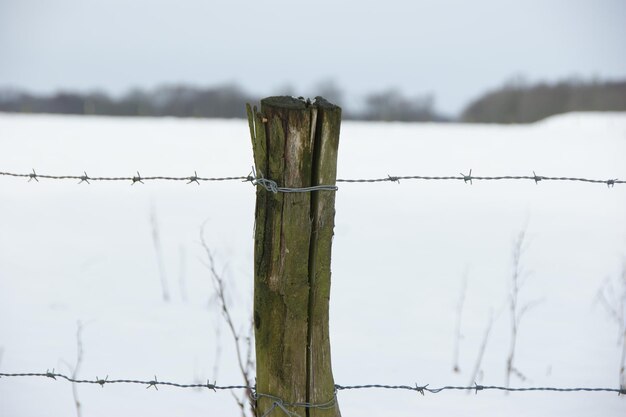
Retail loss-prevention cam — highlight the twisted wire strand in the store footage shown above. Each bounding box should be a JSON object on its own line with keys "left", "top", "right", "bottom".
{"left": 1, "top": 372, "right": 624, "bottom": 395}
{"left": 0, "top": 169, "right": 623, "bottom": 189}
{"left": 335, "top": 176, "right": 624, "bottom": 184}
{"left": 0, "top": 170, "right": 249, "bottom": 184}
{"left": 334, "top": 383, "right": 625, "bottom": 394}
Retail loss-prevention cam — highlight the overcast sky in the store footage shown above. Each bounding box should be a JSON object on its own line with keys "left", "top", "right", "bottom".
{"left": 1, "top": 0, "right": 625, "bottom": 114}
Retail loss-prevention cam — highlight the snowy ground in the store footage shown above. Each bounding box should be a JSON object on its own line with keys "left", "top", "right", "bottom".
{"left": 1, "top": 112, "right": 625, "bottom": 416}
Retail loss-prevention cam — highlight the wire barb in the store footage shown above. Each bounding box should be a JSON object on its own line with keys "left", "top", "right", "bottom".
{"left": 461, "top": 169, "right": 473, "bottom": 185}
{"left": 146, "top": 375, "right": 159, "bottom": 390}
{"left": 96, "top": 375, "right": 108, "bottom": 387}
{"left": 29, "top": 169, "right": 39, "bottom": 183}
{"left": 474, "top": 382, "right": 484, "bottom": 394}
{"left": 187, "top": 171, "right": 200, "bottom": 185}
{"left": 207, "top": 379, "right": 217, "bottom": 392}
{"left": 415, "top": 383, "right": 428, "bottom": 395}
{"left": 132, "top": 171, "right": 143, "bottom": 185}
{"left": 79, "top": 171, "right": 90, "bottom": 184}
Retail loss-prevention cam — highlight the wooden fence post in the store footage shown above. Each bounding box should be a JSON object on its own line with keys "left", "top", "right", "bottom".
{"left": 246, "top": 96, "right": 341, "bottom": 417}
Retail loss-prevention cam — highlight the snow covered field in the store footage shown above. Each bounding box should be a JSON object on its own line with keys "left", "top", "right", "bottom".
{"left": 1, "top": 112, "right": 625, "bottom": 416}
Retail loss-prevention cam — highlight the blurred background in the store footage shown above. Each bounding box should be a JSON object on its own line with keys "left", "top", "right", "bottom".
{"left": 1, "top": 0, "right": 625, "bottom": 123}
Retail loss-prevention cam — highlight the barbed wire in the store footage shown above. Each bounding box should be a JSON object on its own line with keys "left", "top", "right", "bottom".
{"left": 2, "top": 371, "right": 624, "bottom": 417}
{"left": 1, "top": 371, "right": 624, "bottom": 395}
{"left": 0, "top": 371, "right": 247, "bottom": 390}
{"left": 0, "top": 169, "right": 623, "bottom": 191}
{"left": 0, "top": 169, "right": 249, "bottom": 185}
{"left": 338, "top": 170, "right": 623, "bottom": 187}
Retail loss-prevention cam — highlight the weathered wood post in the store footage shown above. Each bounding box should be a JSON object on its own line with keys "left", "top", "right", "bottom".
{"left": 246, "top": 96, "right": 341, "bottom": 417}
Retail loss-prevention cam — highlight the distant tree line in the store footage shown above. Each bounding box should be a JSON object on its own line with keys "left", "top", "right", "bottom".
{"left": 0, "top": 83, "right": 446, "bottom": 122}
{"left": 0, "top": 78, "right": 624, "bottom": 123}
{"left": 358, "top": 89, "right": 445, "bottom": 122}
{"left": 461, "top": 79, "right": 626, "bottom": 123}
{"left": 0, "top": 84, "right": 252, "bottom": 119}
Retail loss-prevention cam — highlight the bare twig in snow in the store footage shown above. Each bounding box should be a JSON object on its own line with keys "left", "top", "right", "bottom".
{"left": 178, "top": 245, "right": 188, "bottom": 302}
{"left": 596, "top": 288, "right": 620, "bottom": 323}
{"left": 62, "top": 321, "right": 84, "bottom": 417}
{"left": 505, "top": 228, "right": 539, "bottom": 389}
{"left": 468, "top": 312, "right": 494, "bottom": 391}
{"left": 597, "top": 259, "right": 626, "bottom": 390}
{"left": 150, "top": 205, "right": 170, "bottom": 302}
{"left": 505, "top": 230, "right": 524, "bottom": 389}
{"left": 212, "top": 318, "right": 222, "bottom": 382}
{"left": 200, "top": 225, "right": 255, "bottom": 417}
{"left": 453, "top": 268, "right": 469, "bottom": 373}
{"left": 244, "top": 319, "right": 254, "bottom": 385}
